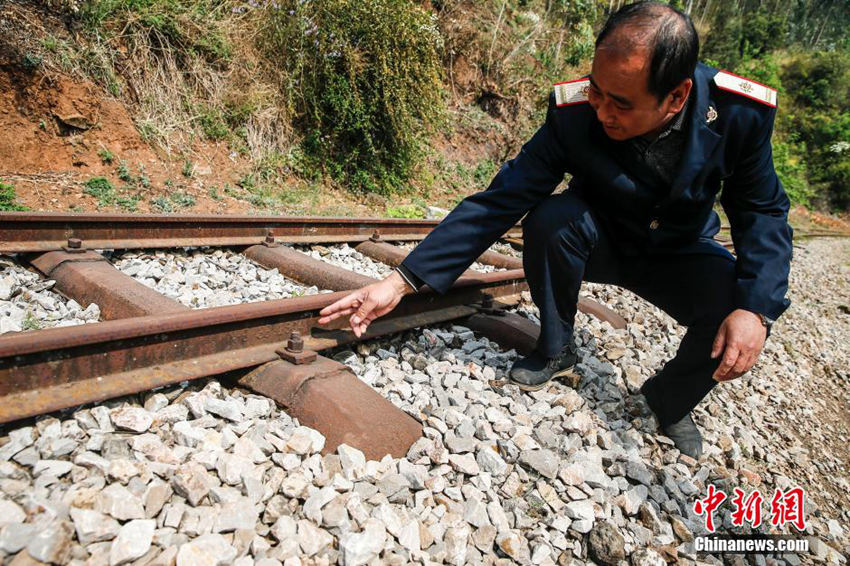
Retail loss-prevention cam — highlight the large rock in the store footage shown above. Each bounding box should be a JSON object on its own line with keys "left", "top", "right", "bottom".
{"left": 476, "top": 446, "right": 507, "bottom": 476}
{"left": 297, "top": 520, "right": 334, "bottom": 557}
{"left": 172, "top": 463, "right": 213, "bottom": 506}
{"left": 339, "top": 518, "right": 387, "bottom": 565}
{"left": 176, "top": 534, "right": 237, "bottom": 566}
{"left": 0, "top": 523, "right": 37, "bottom": 554}
{"left": 631, "top": 548, "right": 667, "bottom": 566}
{"left": 587, "top": 520, "right": 626, "bottom": 566}
{"left": 95, "top": 483, "right": 146, "bottom": 521}
{"left": 109, "top": 519, "right": 155, "bottom": 566}
{"left": 495, "top": 531, "right": 526, "bottom": 561}
{"left": 444, "top": 524, "right": 471, "bottom": 566}
{"left": 70, "top": 507, "right": 120, "bottom": 544}
{"left": 215, "top": 453, "right": 255, "bottom": 487}
{"left": 337, "top": 444, "right": 366, "bottom": 480}
{"left": 213, "top": 499, "right": 259, "bottom": 533}
{"left": 26, "top": 521, "right": 73, "bottom": 564}
{"left": 109, "top": 407, "right": 154, "bottom": 433}
{"left": 564, "top": 500, "right": 595, "bottom": 522}
{"left": 519, "top": 449, "right": 559, "bottom": 479}
{"left": 448, "top": 453, "right": 480, "bottom": 476}
{"left": 0, "top": 500, "right": 26, "bottom": 527}
{"left": 286, "top": 426, "right": 326, "bottom": 455}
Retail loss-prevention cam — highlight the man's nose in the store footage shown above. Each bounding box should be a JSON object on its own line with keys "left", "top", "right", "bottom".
{"left": 595, "top": 100, "right": 613, "bottom": 124}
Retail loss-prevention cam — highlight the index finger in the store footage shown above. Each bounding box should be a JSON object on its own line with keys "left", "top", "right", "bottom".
{"left": 318, "top": 292, "right": 362, "bottom": 323}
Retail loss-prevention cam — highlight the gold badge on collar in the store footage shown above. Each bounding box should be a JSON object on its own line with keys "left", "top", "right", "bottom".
{"left": 706, "top": 106, "right": 718, "bottom": 124}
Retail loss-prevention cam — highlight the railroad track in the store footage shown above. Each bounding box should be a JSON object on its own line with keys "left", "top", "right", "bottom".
{"left": 0, "top": 212, "right": 626, "bottom": 459}
{"left": 2, "top": 212, "right": 845, "bottom": 458}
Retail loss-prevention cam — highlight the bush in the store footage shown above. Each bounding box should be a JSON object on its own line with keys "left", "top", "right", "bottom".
{"left": 779, "top": 51, "right": 850, "bottom": 210}
{"left": 80, "top": 0, "right": 232, "bottom": 64}
{"left": 386, "top": 203, "right": 426, "bottom": 219}
{"left": 83, "top": 176, "right": 117, "bottom": 207}
{"left": 0, "top": 182, "right": 27, "bottom": 211}
{"left": 259, "top": 0, "right": 445, "bottom": 194}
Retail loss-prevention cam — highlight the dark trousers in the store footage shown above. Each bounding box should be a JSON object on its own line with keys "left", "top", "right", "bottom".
{"left": 522, "top": 192, "right": 736, "bottom": 427}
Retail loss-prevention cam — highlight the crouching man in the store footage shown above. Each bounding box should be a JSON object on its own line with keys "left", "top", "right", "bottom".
{"left": 319, "top": 1, "right": 792, "bottom": 459}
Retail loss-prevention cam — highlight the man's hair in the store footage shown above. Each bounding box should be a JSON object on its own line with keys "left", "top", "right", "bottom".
{"left": 595, "top": 1, "right": 699, "bottom": 101}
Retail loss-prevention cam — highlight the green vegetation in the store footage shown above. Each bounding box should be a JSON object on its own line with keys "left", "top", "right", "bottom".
{"left": 83, "top": 176, "right": 142, "bottom": 210}
{"left": 152, "top": 190, "right": 196, "bottom": 212}
{"left": 386, "top": 204, "right": 426, "bottom": 219}
{"left": 170, "top": 191, "right": 196, "bottom": 208}
{"left": 117, "top": 160, "right": 133, "bottom": 183}
{"left": 700, "top": 0, "right": 850, "bottom": 210}
{"left": 0, "top": 182, "right": 28, "bottom": 211}
{"left": 21, "top": 311, "right": 42, "bottom": 331}
{"left": 83, "top": 176, "right": 116, "bottom": 207}
{"left": 260, "top": 0, "right": 445, "bottom": 194}
{"left": 29, "top": 0, "right": 850, "bottom": 211}
{"left": 98, "top": 148, "right": 115, "bottom": 164}
{"left": 150, "top": 195, "right": 173, "bottom": 213}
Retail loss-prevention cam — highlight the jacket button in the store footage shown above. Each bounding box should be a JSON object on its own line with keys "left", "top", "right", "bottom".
{"left": 649, "top": 219, "right": 660, "bottom": 230}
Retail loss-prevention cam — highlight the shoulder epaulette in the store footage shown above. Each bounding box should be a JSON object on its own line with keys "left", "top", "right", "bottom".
{"left": 554, "top": 78, "right": 590, "bottom": 107}
{"left": 713, "top": 71, "right": 777, "bottom": 107}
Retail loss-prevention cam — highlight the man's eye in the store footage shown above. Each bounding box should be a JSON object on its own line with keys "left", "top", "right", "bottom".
{"left": 614, "top": 103, "right": 630, "bottom": 110}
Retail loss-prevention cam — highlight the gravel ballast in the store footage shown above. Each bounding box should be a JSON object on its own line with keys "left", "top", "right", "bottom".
{"left": 0, "top": 257, "right": 100, "bottom": 335}
{"left": 112, "top": 249, "right": 322, "bottom": 309}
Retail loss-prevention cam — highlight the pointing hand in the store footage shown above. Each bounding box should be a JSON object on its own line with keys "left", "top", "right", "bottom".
{"left": 318, "top": 271, "right": 413, "bottom": 337}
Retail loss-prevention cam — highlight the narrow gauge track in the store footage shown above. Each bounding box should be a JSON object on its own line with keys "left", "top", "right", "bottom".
{"left": 0, "top": 212, "right": 622, "bottom": 459}
{"left": 3, "top": 213, "right": 843, "bottom": 457}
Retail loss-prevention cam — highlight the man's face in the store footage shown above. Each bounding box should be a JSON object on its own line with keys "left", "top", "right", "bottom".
{"left": 588, "top": 46, "right": 688, "bottom": 141}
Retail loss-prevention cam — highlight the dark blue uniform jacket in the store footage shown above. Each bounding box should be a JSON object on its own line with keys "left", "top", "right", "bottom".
{"left": 402, "top": 63, "right": 793, "bottom": 320}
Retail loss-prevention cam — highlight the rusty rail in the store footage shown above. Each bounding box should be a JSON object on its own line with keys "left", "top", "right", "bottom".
{"left": 0, "top": 270, "right": 526, "bottom": 423}
{"left": 0, "top": 212, "right": 523, "bottom": 253}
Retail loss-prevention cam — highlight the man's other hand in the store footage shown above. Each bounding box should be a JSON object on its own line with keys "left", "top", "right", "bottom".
{"left": 710, "top": 309, "right": 767, "bottom": 382}
{"left": 317, "top": 271, "right": 413, "bottom": 337}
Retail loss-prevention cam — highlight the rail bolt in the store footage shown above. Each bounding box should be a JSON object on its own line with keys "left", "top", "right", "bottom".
{"left": 263, "top": 230, "right": 280, "bottom": 247}
{"left": 286, "top": 331, "right": 304, "bottom": 353}
{"left": 370, "top": 230, "right": 381, "bottom": 242}
{"left": 276, "top": 330, "right": 315, "bottom": 364}
{"left": 63, "top": 237, "right": 85, "bottom": 253}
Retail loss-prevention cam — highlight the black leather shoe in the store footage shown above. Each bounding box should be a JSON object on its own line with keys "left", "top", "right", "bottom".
{"left": 662, "top": 413, "right": 703, "bottom": 459}
{"left": 509, "top": 347, "right": 577, "bottom": 391}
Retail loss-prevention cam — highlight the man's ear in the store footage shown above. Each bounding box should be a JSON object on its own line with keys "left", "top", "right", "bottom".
{"left": 667, "top": 78, "right": 693, "bottom": 112}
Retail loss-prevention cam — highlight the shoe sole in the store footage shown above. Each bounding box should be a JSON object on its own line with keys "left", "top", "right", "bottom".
{"left": 511, "top": 364, "right": 576, "bottom": 392}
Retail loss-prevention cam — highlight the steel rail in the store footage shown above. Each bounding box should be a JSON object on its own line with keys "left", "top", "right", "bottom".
{"left": 0, "top": 212, "right": 523, "bottom": 253}
{"left": 0, "top": 270, "right": 526, "bottom": 423}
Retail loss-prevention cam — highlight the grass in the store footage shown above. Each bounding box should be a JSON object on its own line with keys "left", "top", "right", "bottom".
{"left": 150, "top": 196, "right": 173, "bottom": 213}
{"left": 386, "top": 204, "right": 426, "bottom": 219}
{"left": 152, "top": 191, "right": 196, "bottom": 212}
{"left": 170, "top": 192, "right": 195, "bottom": 208}
{"left": 98, "top": 148, "right": 115, "bottom": 164}
{"left": 83, "top": 177, "right": 116, "bottom": 208}
{"left": 83, "top": 176, "right": 143, "bottom": 211}
{"left": 117, "top": 160, "right": 133, "bottom": 183}
{"left": 21, "top": 312, "right": 42, "bottom": 331}
{"left": 0, "top": 182, "right": 28, "bottom": 211}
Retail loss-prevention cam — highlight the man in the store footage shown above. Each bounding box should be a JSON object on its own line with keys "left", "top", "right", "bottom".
{"left": 318, "top": 2, "right": 793, "bottom": 459}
